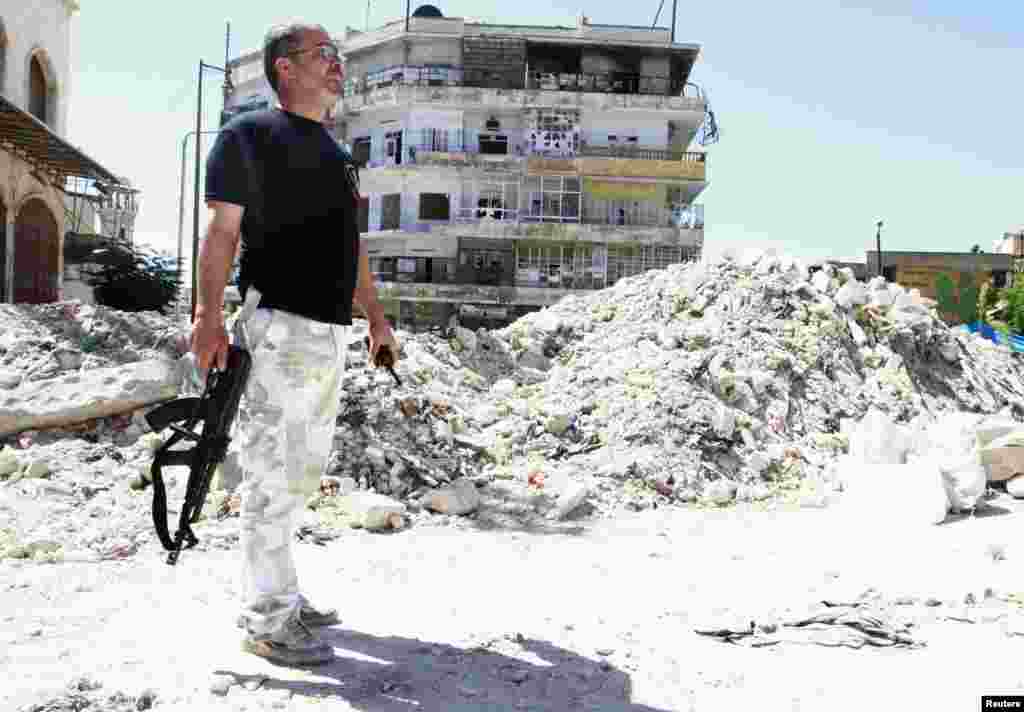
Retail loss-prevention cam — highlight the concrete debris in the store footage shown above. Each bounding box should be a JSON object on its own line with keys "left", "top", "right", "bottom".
{"left": 423, "top": 478, "right": 481, "bottom": 516}
{"left": 17, "top": 676, "right": 154, "bottom": 712}
{"left": 694, "top": 600, "right": 921, "bottom": 649}
{"left": 0, "top": 251, "right": 1023, "bottom": 562}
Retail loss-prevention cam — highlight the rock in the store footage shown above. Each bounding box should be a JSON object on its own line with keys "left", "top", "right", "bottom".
{"left": 0, "top": 359, "right": 181, "bottom": 437}
{"left": 552, "top": 481, "right": 589, "bottom": 520}
{"left": 423, "top": 479, "right": 480, "bottom": 516}
{"left": 0, "top": 447, "right": 20, "bottom": 477}
{"left": 136, "top": 688, "right": 157, "bottom": 710}
{"left": 491, "top": 379, "right": 517, "bottom": 398}
{"left": 337, "top": 492, "right": 407, "bottom": 530}
{"left": 0, "top": 369, "right": 21, "bottom": 389}
{"left": 712, "top": 405, "right": 736, "bottom": 440}
{"left": 23, "top": 459, "right": 51, "bottom": 479}
{"left": 980, "top": 432, "right": 1024, "bottom": 482}
{"left": 517, "top": 346, "right": 551, "bottom": 372}
{"left": 453, "top": 326, "right": 477, "bottom": 354}
{"left": 545, "top": 413, "right": 571, "bottom": 436}
{"left": 53, "top": 348, "right": 84, "bottom": 370}
{"left": 705, "top": 480, "right": 736, "bottom": 505}
{"left": 364, "top": 446, "right": 388, "bottom": 471}
{"left": 1006, "top": 474, "right": 1024, "bottom": 499}
{"left": 834, "top": 281, "right": 868, "bottom": 309}
{"left": 811, "top": 270, "right": 832, "bottom": 294}
{"left": 210, "top": 674, "right": 235, "bottom": 696}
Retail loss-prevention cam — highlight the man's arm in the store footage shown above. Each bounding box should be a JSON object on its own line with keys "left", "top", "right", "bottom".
{"left": 352, "top": 237, "right": 384, "bottom": 324}
{"left": 191, "top": 201, "right": 243, "bottom": 370}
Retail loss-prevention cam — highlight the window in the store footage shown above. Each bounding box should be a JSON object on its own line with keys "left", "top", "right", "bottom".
{"left": 384, "top": 130, "right": 402, "bottom": 165}
{"left": 381, "top": 194, "right": 401, "bottom": 230}
{"left": 29, "top": 55, "right": 48, "bottom": 124}
{"left": 357, "top": 196, "right": 369, "bottom": 233}
{"left": 457, "top": 179, "right": 519, "bottom": 221}
{"left": 352, "top": 137, "right": 371, "bottom": 166}
{"left": 479, "top": 134, "right": 508, "bottom": 155}
{"left": 523, "top": 175, "right": 580, "bottom": 223}
{"left": 419, "top": 193, "right": 450, "bottom": 221}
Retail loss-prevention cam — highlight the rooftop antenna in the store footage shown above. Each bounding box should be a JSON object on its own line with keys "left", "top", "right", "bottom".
{"left": 651, "top": 0, "right": 678, "bottom": 41}
{"left": 366, "top": 0, "right": 371, "bottom": 29}
{"left": 223, "top": 21, "right": 233, "bottom": 102}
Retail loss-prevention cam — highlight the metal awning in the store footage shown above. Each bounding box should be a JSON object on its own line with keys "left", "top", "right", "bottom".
{"left": 0, "top": 94, "right": 123, "bottom": 188}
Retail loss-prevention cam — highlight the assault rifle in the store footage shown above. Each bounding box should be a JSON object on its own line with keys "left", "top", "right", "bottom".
{"left": 143, "top": 345, "right": 252, "bottom": 565}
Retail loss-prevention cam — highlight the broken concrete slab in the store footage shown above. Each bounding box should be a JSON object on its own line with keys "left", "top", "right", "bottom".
{"left": 0, "top": 359, "right": 182, "bottom": 437}
{"left": 423, "top": 478, "right": 481, "bottom": 516}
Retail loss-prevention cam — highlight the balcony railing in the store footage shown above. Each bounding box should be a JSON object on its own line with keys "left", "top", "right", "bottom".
{"left": 344, "top": 65, "right": 699, "bottom": 98}
{"left": 576, "top": 145, "right": 706, "bottom": 163}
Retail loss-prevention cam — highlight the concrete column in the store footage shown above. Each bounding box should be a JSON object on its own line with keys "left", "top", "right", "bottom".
{"left": 4, "top": 212, "right": 13, "bottom": 303}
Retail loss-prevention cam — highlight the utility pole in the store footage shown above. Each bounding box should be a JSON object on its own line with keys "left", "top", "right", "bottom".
{"left": 875, "top": 220, "right": 884, "bottom": 278}
{"left": 190, "top": 22, "right": 233, "bottom": 322}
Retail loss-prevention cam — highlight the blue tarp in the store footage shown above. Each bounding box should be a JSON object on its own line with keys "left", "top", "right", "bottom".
{"left": 963, "top": 321, "right": 1024, "bottom": 353}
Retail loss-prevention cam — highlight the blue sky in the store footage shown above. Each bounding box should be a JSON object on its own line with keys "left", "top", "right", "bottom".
{"left": 68, "top": 0, "right": 1021, "bottom": 266}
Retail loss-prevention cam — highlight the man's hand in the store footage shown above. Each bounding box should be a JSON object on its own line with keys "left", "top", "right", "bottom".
{"left": 366, "top": 316, "right": 399, "bottom": 370}
{"left": 191, "top": 314, "right": 229, "bottom": 371}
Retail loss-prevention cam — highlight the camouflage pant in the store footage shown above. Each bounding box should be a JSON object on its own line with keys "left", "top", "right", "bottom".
{"left": 232, "top": 305, "right": 348, "bottom": 636}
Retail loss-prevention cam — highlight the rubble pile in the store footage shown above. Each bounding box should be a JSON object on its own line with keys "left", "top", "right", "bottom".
{"left": 2, "top": 248, "right": 1024, "bottom": 560}
{"left": 0, "top": 302, "right": 182, "bottom": 387}
{"left": 391, "top": 248, "right": 1024, "bottom": 510}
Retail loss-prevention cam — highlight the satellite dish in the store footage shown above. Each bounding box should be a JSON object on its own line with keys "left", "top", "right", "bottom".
{"left": 412, "top": 4, "right": 443, "bottom": 17}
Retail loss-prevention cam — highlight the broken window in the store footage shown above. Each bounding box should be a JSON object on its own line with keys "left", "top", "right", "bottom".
{"left": 457, "top": 179, "right": 519, "bottom": 221}
{"left": 419, "top": 193, "right": 450, "bottom": 221}
{"left": 479, "top": 134, "right": 508, "bottom": 155}
{"left": 523, "top": 175, "right": 580, "bottom": 223}
{"left": 357, "top": 196, "right": 369, "bottom": 233}
{"left": 526, "top": 109, "right": 580, "bottom": 157}
{"left": 352, "top": 137, "right": 371, "bottom": 166}
{"left": 381, "top": 194, "right": 401, "bottom": 230}
{"left": 384, "top": 130, "right": 402, "bottom": 166}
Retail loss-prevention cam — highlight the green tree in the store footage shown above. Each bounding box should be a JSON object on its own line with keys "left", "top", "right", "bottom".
{"left": 935, "top": 272, "right": 957, "bottom": 319}
{"left": 1006, "top": 279, "right": 1024, "bottom": 334}
{"left": 957, "top": 272, "right": 979, "bottom": 324}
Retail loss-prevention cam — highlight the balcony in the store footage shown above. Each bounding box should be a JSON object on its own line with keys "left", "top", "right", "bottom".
{"left": 576, "top": 145, "right": 705, "bottom": 163}
{"left": 528, "top": 155, "right": 706, "bottom": 181}
{"left": 341, "top": 72, "right": 706, "bottom": 115}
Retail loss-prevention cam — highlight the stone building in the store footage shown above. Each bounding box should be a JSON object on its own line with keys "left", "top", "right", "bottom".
{"left": 225, "top": 8, "right": 718, "bottom": 329}
{"left": 0, "top": 0, "right": 132, "bottom": 304}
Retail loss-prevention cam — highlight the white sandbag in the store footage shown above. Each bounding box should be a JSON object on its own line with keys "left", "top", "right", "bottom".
{"left": 942, "top": 464, "right": 987, "bottom": 512}
{"left": 848, "top": 409, "right": 912, "bottom": 465}
{"left": 837, "top": 462, "right": 949, "bottom": 527}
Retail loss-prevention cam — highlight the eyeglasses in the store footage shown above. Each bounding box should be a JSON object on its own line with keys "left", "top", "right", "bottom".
{"left": 287, "top": 43, "right": 341, "bottom": 63}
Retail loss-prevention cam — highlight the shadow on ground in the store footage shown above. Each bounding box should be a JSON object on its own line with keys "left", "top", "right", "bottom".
{"left": 457, "top": 482, "right": 592, "bottom": 536}
{"left": 217, "top": 629, "right": 673, "bottom": 712}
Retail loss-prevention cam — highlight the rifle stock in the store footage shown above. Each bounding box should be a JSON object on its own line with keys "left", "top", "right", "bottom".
{"left": 149, "top": 345, "right": 252, "bottom": 565}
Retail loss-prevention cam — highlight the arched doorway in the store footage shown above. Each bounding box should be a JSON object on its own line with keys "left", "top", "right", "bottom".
{"left": 13, "top": 198, "right": 59, "bottom": 304}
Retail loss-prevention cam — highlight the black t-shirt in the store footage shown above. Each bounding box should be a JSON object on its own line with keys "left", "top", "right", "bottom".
{"left": 205, "top": 107, "right": 361, "bottom": 325}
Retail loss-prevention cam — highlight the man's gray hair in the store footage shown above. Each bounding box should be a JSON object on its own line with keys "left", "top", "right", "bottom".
{"left": 263, "top": 22, "right": 327, "bottom": 95}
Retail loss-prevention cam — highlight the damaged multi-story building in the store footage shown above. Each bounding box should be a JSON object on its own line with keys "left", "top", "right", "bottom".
{"left": 225, "top": 7, "right": 718, "bottom": 329}
{"left": 0, "top": 0, "right": 137, "bottom": 305}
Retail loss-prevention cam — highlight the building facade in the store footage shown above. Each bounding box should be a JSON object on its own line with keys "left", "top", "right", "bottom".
{"left": 225, "top": 8, "right": 716, "bottom": 329}
{"left": 0, "top": 0, "right": 132, "bottom": 304}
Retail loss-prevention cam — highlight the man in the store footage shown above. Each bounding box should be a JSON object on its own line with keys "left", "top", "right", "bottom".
{"left": 191, "top": 21, "right": 398, "bottom": 666}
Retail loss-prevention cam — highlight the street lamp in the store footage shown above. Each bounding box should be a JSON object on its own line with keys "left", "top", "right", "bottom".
{"left": 875, "top": 220, "right": 884, "bottom": 278}
{"left": 190, "top": 59, "right": 232, "bottom": 321}
{"left": 176, "top": 128, "right": 221, "bottom": 321}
